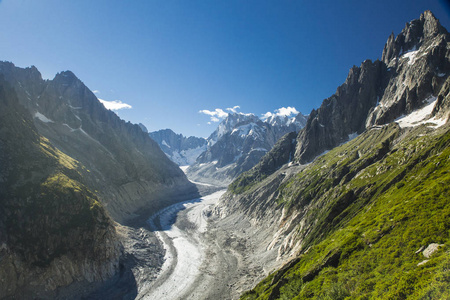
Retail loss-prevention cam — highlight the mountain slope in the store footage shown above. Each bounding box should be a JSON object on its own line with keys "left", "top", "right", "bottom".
{"left": 0, "top": 78, "right": 121, "bottom": 298}
{"left": 187, "top": 112, "right": 306, "bottom": 185}
{"left": 0, "top": 62, "right": 197, "bottom": 222}
{"left": 238, "top": 123, "right": 450, "bottom": 299}
{"left": 215, "top": 11, "right": 450, "bottom": 299}
{"left": 149, "top": 128, "right": 207, "bottom": 166}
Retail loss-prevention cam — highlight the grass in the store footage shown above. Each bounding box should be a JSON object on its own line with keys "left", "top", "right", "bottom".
{"left": 240, "top": 124, "right": 450, "bottom": 299}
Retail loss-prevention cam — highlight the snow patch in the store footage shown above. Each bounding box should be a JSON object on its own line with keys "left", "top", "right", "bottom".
{"left": 170, "top": 145, "right": 207, "bottom": 166}
{"left": 231, "top": 123, "right": 260, "bottom": 138}
{"left": 402, "top": 50, "right": 419, "bottom": 65}
{"left": 34, "top": 112, "right": 54, "bottom": 123}
{"left": 62, "top": 124, "right": 76, "bottom": 132}
{"left": 162, "top": 140, "right": 170, "bottom": 148}
{"left": 251, "top": 147, "right": 268, "bottom": 152}
{"left": 395, "top": 96, "right": 446, "bottom": 128}
{"left": 179, "top": 165, "right": 189, "bottom": 173}
{"left": 348, "top": 132, "right": 358, "bottom": 141}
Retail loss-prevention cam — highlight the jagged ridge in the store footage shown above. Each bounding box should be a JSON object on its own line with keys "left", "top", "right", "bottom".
{"left": 0, "top": 79, "right": 121, "bottom": 298}
{"left": 217, "top": 11, "right": 450, "bottom": 299}
{"left": 0, "top": 62, "right": 197, "bottom": 223}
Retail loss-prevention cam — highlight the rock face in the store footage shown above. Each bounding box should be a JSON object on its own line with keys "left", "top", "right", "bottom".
{"left": 0, "top": 62, "right": 198, "bottom": 298}
{"left": 187, "top": 112, "right": 307, "bottom": 185}
{"left": 0, "top": 62, "right": 197, "bottom": 223}
{"left": 294, "top": 10, "right": 450, "bottom": 164}
{"left": 0, "top": 78, "right": 121, "bottom": 298}
{"left": 295, "top": 59, "right": 383, "bottom": 163}
{"left": 228, "top": 131, "right": 298, "bottom": 193}
{"left": 220, "top": 11, "right": 450, "bottom": 299}
{"left": 149, "top": 129, "right": 207, "bottom": 166}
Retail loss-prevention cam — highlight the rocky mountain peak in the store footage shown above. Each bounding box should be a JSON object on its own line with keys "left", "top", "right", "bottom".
{"left": 149, "top": 128, "right": 207, "bottom": 166}
{"left": 382, "top": 10, "right": 447, "bottom": 64}
{"left": 208, "top": 112, "right": 261, "bottom": 146}
{"left": 264, "top": 112, "right": 307, "bottom": 128}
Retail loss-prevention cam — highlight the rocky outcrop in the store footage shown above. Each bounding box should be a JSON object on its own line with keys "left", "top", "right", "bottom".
{"left": 149, "top": 128, "right": 207, "bottom": 166}
{"left": 187, "top": 112, "right": 306, "bottom": 185}
{"left": 294, "top": 59, "right": 383, "bottom": 164}
{"left": 229, "top": 131, "right": 298, "bottom": 193}
{"left": 367, "top": 11, "right": 449, "bottom": 127}
{"left": 381, "top": 11, "right": 448, "bottom": 64}
{"left": 294, "top": 10, "right": 450, "bottom": 164}
{"left": 219, "top": 11, "right": 450, "bottom": 298}
{"left": 0, "top": 79, "right": 121, "bottom": 298}
{"left": 0, "top": 62, "right": 197, "bottom": 223}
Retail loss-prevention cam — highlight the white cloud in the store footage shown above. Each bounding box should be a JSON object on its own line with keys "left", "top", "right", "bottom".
{"left": 199, "top": 108, "right": 229, "bottom": 122}
{"left": 200, "top": 105, "right": 252, "bottom": 123}
{"left": 92, "top": 90, "right": 100, "bottom": 94}
{"left": 199, "top": 108, "right": 228, "bottom": 118}
{"left": 98, "top": 98, "right": 132, "bottom": 110}
{"left": 263, "top": 106, "right": 299, "bottom": 119}
{"left": 226, "top": 105, "right": 240, "bottom": 113}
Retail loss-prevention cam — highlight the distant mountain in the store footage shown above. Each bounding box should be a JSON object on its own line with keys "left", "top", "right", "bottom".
{"left": 220, "top": 11, "right": 450, "bottom": 299}
{"left": 187, "top": 111, "right": 307, "bottom": 185}
{"left": 149, "top": 129, "right": 207, "bottom": 166}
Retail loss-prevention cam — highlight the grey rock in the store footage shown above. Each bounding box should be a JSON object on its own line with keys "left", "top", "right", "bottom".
{"left": 0, "top": 61, "right": 197, "bottom": 223}
{"left": 187, "top": 112, "right": 306, "bottom": 185}
{"left": 149, "top": 128, "right": 207, "bottom": 166}
{"left": 295, "top": 10, "right": 450, "bottom": 164}
{"left": 423, "top": 243, "right": 443, "bottom": 258}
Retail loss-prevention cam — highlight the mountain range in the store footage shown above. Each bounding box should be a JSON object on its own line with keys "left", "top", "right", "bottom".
{"left": 186, "top": 111, "right": 307, "bottom": 185}
{"left": 149, "top": 129, "right": 207, "bottom": 166}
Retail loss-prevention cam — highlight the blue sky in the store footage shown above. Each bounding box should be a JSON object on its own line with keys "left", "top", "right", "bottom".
{"left": 0, "top": 1, "right": 449, "bottom": 137}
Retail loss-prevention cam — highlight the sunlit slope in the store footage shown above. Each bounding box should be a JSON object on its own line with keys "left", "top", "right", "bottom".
{"left": 238, "top": 123, "right": 449, "bottom": 299}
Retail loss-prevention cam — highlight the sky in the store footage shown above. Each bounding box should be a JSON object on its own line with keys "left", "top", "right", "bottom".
{"left": 0, "top": 0, "right": 449, "bottom": 138}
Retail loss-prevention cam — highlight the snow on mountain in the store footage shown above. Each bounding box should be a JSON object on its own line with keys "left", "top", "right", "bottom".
{"left": 186, "top": 111, "right": 307, "bottom": 185}
{"left": 149, "top": 129, "right": 207, "bottom": 166}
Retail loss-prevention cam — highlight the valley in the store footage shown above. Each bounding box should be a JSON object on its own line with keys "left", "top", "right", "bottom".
{"left": 0, "top": 7, "right": 449, "bottom": 300}
{"left": 104, "top": 180, "right": 283, "bottom": 300}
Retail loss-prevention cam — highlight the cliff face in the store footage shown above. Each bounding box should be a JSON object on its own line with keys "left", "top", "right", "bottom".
{"left": 294, "top": 59, "right": 383, "bottom": 164}
{"left": 0, "top": 79, "right": 121, "bottom": 298}
{"left": 219, "top": 11, "right": 450, "bottom": 299}
{"left": 0, "top": 63, "right": 197, "bottom": 223}
{"left": 294, "top": 10, "right": 449, "bottom": 164}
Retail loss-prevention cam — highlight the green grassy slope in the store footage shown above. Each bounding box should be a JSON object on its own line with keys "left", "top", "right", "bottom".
{"left": 239, "top": 123, "right": 450, "bottom": 299}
